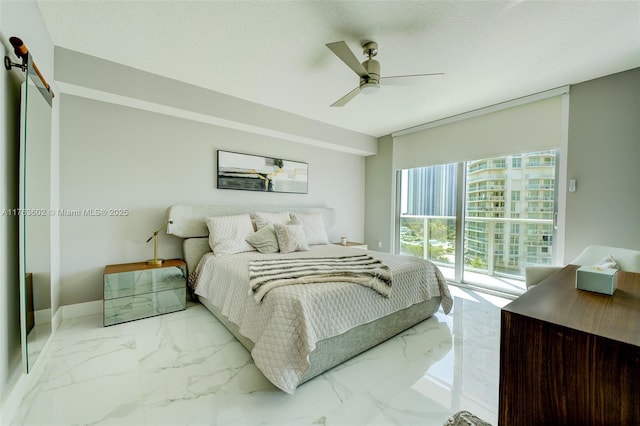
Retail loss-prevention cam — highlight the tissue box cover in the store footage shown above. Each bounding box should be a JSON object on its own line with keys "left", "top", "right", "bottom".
{"left": 576, "top": 266, "right": 618, "bottom": 295}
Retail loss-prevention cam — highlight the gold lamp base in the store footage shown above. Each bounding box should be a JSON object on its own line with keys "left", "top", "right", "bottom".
{"left": 146, "top": 231, "right": 164, "bottom": 266}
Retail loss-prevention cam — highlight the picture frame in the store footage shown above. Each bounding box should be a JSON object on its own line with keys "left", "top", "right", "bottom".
{"left": 217, "top": 150, "right": 308, "bottom": 194}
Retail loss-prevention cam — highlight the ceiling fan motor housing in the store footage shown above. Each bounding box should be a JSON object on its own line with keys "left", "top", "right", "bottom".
{"left": 360, "top": 58, "right": 380, "bottom": 93}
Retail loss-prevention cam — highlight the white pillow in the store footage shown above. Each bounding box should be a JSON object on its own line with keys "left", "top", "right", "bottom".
{"left": 253, "top": 211, "right": 291, "bottom": 230}
{"left": 289, "top": 212, "right": 329, "bottom": 245}
{"left": 205, "top": 214, "right": 256, "bottom": 256}
{"left": 274, "top": 223, "right": 309, "bottom": 254}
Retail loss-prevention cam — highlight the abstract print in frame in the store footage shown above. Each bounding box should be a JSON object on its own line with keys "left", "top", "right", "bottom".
{"left": 217, "top": 150, "right": 308, "bottom": 194}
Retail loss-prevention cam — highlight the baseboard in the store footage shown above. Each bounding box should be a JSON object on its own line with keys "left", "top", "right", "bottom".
{"left": 51, "top": 306, "right": 62, "bottom": 333}
{"left": 51, "top": 300, "right": 101, "bottom": 332}
{"left": 62, "top": 300, "right": 102, "bottom": 320}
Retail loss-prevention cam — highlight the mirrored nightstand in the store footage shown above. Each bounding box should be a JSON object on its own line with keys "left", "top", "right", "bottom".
{"left": 103, "top": 259, "right": 186, "bottom": 326}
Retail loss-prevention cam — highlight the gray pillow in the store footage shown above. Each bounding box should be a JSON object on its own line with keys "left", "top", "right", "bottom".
{"left": 245, "top": 224, "right": 279, "bottom": 254}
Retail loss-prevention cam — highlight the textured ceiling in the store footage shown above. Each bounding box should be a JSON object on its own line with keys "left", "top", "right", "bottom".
{"left": 37, "top": 1, "right": 640, "bottom": 137}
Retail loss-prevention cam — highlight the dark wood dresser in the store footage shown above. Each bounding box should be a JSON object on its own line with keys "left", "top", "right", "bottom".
{"left": 499, "top": 264, "right": 640, "bottom": 425}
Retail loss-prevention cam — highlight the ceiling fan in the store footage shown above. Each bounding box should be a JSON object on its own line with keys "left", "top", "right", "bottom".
{"left": 325, "top": 40, "right": 444, "bottom": 107}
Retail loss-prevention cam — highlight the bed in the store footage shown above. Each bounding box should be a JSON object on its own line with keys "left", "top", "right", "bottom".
{"left": 167, "top": 205, "right": 452, "bottom": 394}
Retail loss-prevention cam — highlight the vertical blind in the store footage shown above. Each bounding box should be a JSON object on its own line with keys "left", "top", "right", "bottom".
{"left": 392, "top": 89, "right": 567, "bottom": 170}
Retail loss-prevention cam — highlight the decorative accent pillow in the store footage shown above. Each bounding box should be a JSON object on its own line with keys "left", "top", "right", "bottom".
{"left": 593, "top": 254, "right": 619, "bottom": 269}
{"left": 245, "top": 224, "right": 279, "bottom": 254}
{"left": 289, "top": 212, "right": 329, "bottom": 245}
{"left": 205, "top": 214, "right": 256, "bottom": 256}
{"left": 273, "top": 223, "right": 309, "bottom": 254}
{"left": 253, "top": 211, "right": 291, "bottom": 230}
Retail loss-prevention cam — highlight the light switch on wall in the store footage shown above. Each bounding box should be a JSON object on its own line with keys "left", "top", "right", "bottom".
{"left": 569, "top": 178, "right": 577, "bottom": 192}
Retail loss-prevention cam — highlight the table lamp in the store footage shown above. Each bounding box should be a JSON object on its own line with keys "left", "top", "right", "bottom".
{"left": 146, "top": 219, "right": 173, "bottom": 265}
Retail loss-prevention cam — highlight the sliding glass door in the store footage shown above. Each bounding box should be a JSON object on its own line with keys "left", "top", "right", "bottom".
{"left": 399, "top": 164, "right": 458, "bottom": 280}
{"left": 398, "top": 150, "right": 558, "bottom": 296}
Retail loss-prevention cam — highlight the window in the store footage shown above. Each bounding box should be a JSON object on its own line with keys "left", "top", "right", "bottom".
{"left": 399, "top": 164, "right": 457, "bottom": 272}
{"left": 399, "top": 150, "right": 558, "bottom": 295}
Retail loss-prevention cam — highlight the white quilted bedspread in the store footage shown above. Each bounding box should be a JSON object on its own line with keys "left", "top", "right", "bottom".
{"left": 194, "top": 245, "right": 452, "bottom": 394}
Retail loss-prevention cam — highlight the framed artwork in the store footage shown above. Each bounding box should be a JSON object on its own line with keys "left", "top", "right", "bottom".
{"left": 217, "top": 150, "right": 308, "bottom": 194}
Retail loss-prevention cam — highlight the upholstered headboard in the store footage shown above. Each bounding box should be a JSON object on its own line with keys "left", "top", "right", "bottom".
{"left": 166, "top": 205, "right": 336, "bottom": 274}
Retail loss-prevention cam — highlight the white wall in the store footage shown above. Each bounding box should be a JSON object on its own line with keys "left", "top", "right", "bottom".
{"left": 59, "top": 94, "right": 366, "bottom": 305}
{"left": 0, "top": 0, "right": 58, "bottom": 407}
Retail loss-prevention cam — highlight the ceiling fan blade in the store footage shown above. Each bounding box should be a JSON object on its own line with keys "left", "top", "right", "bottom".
{"left": 330, "top": 86, "right": 361, "bottom": 107}
{"left": 326, "top": 41, "right": 369, "bottom": 79}
{"left": 381, "top": 79, "right": 421, "bottom": 87}
{"left": 382, "top": 72, "right": 445, "bottom": 80}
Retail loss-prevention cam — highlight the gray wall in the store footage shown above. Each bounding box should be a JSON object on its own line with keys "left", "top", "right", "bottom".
{"left": 564, "top": 67, "right": 640, "bottom": 261}
{"left": 364, "top": 135, "right": 394, "bottom": 252}
{"left": 59, "top": 95, "right": 367, "bottom": 306}
{"left": 54, "top": 47, "right": 377, "bottom": 157}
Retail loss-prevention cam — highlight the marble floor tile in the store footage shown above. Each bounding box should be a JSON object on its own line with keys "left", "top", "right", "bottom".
{"left": 9, "top": 286, "right": 508, "bottom": 425}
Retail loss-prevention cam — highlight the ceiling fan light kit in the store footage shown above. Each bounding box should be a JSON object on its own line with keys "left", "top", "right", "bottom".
{"left": 326, "top": 40, "right": 443, "bottom": 107}
{"left": 360, "top": 82, "right": 379, "bottom": 95}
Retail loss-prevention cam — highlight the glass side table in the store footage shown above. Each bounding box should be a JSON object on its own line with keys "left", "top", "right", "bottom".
{"left": 103, "top": 259, "right": 186, "bottom": 326}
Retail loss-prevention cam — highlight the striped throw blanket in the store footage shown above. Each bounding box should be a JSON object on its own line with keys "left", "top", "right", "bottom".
{"left": 249, "top": 254, "right": 392, "bottom": 302}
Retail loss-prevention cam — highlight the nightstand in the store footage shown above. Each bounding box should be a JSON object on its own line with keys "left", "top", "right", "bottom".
{"left": 103, "top": 259, "right": 187, "bottom": 326}
{"left": 333, "top": 241, "right": 368, "bottom": 250}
